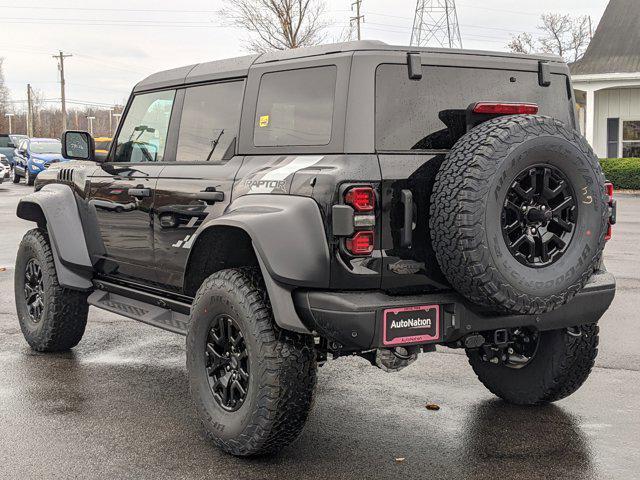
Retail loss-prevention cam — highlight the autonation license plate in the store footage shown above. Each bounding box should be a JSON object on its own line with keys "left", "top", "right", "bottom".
{"left": 382, "top": 305, "right": 440, "bottom": 346}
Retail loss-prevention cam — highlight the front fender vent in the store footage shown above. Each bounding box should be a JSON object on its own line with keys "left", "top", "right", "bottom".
{"left": 58, "top": 168, "right": 74, "bottom": 183}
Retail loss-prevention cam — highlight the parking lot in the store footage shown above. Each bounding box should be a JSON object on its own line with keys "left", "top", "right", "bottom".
{"left": 0, "top": 180, "right": 638, "bottom": 480}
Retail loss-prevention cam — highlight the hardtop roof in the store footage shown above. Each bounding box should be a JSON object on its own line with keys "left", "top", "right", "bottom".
{"left": 134, "top": 40, "right": 564, "bottom": 92}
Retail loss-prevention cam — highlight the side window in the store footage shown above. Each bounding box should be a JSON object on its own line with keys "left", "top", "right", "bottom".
{"left": 254, "top": 66, "right": 336, "bottom": 147}
{"left": 176, "top": 81, "right": 244, "bottom": 163}
{"left": 113, "top": 90, "right": 175, "bottom": 163}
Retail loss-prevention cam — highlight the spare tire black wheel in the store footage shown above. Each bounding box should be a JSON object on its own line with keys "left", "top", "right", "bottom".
{"left": 430, "top": 115, "right": 608, "bottom": 315}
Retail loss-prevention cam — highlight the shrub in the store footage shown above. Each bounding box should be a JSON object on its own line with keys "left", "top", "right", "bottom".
{"left": 600, "top": 158, "right": 640, "bottom": 190}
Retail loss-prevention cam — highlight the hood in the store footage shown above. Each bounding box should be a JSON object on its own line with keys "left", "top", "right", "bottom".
{"left": 31, "top": 153, "right": 65, "bottom": 162}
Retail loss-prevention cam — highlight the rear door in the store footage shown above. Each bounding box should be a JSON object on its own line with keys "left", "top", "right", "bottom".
{"left": 89, "top": 89, "right": 176, "bottom": 282}
{"left": 375, "top": 60, "right": 575, "bottom": 292}
{"left": 153, "top": 80, "right": 245, "bottom": 288}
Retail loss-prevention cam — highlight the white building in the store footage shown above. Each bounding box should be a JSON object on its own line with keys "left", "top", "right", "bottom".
{"left": 572, "top": 0, "right": 640, "bottom": 158}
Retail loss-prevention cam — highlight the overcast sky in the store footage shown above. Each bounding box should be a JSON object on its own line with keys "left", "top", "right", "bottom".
{"left": 1, "top": 0, "right": 609, "bottom": 110}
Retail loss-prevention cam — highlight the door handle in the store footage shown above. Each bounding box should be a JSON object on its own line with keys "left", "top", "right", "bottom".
{"left": 128, "top": 187, "right": 151, "bottom": 198}
{"left": 197, "top": 190, "right": 225, "bottom": 204}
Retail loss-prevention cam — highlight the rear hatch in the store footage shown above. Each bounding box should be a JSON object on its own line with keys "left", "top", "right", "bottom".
{"left": 375, "top": 57, "right": 576, "bottom": 293}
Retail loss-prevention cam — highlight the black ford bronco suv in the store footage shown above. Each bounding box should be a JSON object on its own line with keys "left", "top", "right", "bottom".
{"left": 15, "top": 41, "right": 616, "bottom": 456}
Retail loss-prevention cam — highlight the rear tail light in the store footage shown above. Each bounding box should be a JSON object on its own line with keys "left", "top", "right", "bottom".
{"left": 605, "top": 182, "right": 616, "bottom": 241}
{"left": 340, "top": 185, "right": 377, "bottom": 256}
{"left": 345, "top": 230, "right": 374, "bottom": 255}
{"left": 472, "top": 102, "right": 539, "bottom": 115}
{"left": 344, "top": 186, "right": 375, "bottom": 212}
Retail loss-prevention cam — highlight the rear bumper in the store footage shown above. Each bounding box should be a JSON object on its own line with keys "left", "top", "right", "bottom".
{"left": 293, "top": 270, "right": 616, "bottom": 351}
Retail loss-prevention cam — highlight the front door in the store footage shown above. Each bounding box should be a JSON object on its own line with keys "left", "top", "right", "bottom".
{"left": 152, "top": 80, "right": 245, "bottom": 288}
{"left": 89, "top": 89, "right": 176, "bottom": 283}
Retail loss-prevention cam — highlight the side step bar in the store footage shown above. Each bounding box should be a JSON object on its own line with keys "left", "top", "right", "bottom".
{"left": 88, "top": 287, "right": 191, "bottom": 335}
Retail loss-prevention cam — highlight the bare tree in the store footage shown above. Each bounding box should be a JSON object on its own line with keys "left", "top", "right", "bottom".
{"left": 220, "top": 0, "right": 328, "bottom": 53}
{"left": 507, "top": 13, "right": 591, "bottom": 62}
{"left": 507, "top": 33, "right": 535, "bottom": 55}
{"left": 0, "top": 58, "right": 10, "bottom": 131}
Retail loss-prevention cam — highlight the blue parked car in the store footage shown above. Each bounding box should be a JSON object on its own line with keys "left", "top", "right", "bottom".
{"left": 13, "top": 138, "right": 66, "bottom": 186}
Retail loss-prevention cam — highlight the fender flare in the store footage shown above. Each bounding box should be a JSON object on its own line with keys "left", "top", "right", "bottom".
{"left": 16, "top": 184, "right": 93, "bottom": 290}
{"left": 186, "top": 194, "right": 331, "bottom": 333}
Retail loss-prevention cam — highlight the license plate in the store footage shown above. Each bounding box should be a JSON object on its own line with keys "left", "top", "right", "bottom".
{"left": 382, "top": 305, "right": 440, "bottom": 346}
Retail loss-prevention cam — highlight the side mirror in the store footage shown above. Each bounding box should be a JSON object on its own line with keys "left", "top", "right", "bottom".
{"left": 62, "top": 131, "right": 96, "bottom": 161}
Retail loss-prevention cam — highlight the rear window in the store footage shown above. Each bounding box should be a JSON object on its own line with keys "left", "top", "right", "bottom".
{"left": 254, "top": 66, "right": 336, "bottom": 147}
{"left": 375, "top": 64, "right": 571, "bottom": 151}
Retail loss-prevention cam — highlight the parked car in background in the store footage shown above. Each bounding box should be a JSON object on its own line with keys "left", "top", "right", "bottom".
{"left": 0, "top": 134, "right": 28, "bottom": 167}
{"left": 0, "top": 153, "right": 11, "bottom": 180}
{"left": 0, "top": 160, "right": 7, "bottom": 184}
{"left": 94, "top": 137, "right": 112, "bottom": 155}
{"left": 13, "top": 138, "right": 65, "bottom": 186}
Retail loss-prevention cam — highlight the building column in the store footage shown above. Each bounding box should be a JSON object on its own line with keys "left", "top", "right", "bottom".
{"left": 585, "top": 89, "right": 596, "bottom": 147}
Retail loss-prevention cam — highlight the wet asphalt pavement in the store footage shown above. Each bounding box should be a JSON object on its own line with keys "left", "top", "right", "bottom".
{"left": 0, "top": 180, "right": 639, "bottom": 480}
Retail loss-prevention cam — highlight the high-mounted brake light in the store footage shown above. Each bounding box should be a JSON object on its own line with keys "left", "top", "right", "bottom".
{"left": 346, "top": 230, "right": 374, "bottom": 255}
{"left": 345, "top": 187, "right": 375, "bottom": 212}
{"left": 473, "top": 102, "right": 539, "bottom": 115}
{"left": 605, "top": 182, "right": 616, "bottom": 241}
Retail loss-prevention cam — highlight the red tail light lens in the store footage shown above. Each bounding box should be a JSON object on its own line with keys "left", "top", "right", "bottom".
{"left": 473, "top": 102, "right": 539, "bottom": 115}
{"left": 605, "top": 182, "right": 614, "bottom": 203}
{"left": 345, "top": 187, "right": 375, "bottom": 212}
{"left": 346, "top": 230, "right": 374, "bottom": 255}
{"left": 605, "top": 182, "right": 615, "bottom": 241}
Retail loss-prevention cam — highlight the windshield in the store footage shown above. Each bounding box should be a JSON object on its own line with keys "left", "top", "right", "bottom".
{"left": 30, "top": 141, "right": 61, "bottom": 154}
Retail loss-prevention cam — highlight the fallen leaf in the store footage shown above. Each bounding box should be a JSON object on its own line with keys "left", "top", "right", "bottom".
{"left": 394, "top": 457, "right": 405, "bottom": 464}
{"left": 426, "top": 403, "right": 440, "bottom": 411}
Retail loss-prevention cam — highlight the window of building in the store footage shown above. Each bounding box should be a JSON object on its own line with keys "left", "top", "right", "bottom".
{"left": 176, "top": 81, "right": 244, "bottom": 163}
{"left": 622, "top": 120, "right": 640, "bottom": 157}
{"left": 254, "top": 66, "right": 336, "bottom": 147}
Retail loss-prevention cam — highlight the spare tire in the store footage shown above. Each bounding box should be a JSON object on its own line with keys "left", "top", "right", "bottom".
{"left": 429, "top": 115, "right": 608, "bottom": 315}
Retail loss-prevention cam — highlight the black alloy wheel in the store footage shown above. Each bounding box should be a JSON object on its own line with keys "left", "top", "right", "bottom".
{"left": 205, "top": 314, "right": 250, "bottom": 412}
{"left": 501, "top": 165, "right": 578, "bottom": 268}
{"left": 24, "top": 258, "right": 44, "bottom": 323}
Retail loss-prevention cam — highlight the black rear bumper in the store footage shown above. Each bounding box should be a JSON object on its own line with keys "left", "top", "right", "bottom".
{"left": 293, "top": 270, "right": 616, "bottom": 351}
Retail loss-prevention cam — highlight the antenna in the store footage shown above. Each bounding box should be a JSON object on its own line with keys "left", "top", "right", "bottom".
{"left": 410, "top": 0, "right": 462, "bottom": 49}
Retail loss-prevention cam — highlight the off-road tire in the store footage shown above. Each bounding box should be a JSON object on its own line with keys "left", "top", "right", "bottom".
{"left": 466, "top": 324, "right": 599, "bottom": 405}
{"left": 430, "top": 115, "right": 608, "bottom": 314}
{"left": 15, "top": 228, "right": 89, "bottom": 351}
{"left": 186, "top": 268, "right": 317, "bottom": 457}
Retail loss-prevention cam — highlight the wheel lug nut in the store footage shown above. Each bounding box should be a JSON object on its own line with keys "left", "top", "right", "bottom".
{"left": 507, "top": 347, "right": 514, "bottom": 354}
{"left": 530, "top": 227, "right": 537, "bottom": 234}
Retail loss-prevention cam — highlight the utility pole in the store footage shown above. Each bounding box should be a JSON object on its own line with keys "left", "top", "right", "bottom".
{"left": 5, "top": 113, "right": 13, "bottom": 134}
{"left": 410, "top": 0, "right": 463, "bottom": 49}
{"left": 26, "top": 84, "right": 34, "bottom": 137}
{"left": 108, "top": 108, "right": 113, "bottom": 135}
{"left": 588, "top": 16, "right": 593, "bottom": 40}
{"left": 53, "top": 51, "right": 72, "bottom": 132}
{"left": 350, "top": 0, "right": 364, "bottom": 40}
{"left": 86, "top": 116, "right": 95, "bottom": 135}
{"left": 112, "top": 113, "right": 122, "bottom": 135}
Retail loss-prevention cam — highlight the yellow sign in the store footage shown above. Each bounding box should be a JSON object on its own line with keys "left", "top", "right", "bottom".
{"left": 259, "top": 115, "right": 270, "bottom": 127}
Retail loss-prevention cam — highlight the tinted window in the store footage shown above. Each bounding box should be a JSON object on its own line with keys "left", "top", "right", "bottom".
{"left": 113, "top": 90, "right": 175, "bottom": 163}
{"left": 375, "top": 65, "right": 572, "bottom": 151}
{"left": 0, "top": 136, "right": 9, "bottom": 148}
{"left": 176, "top": 81, "right": 244, "bottom": 163}
{"left": 30, "top": 141, "right": 61, "bottom": 154}
{"left": 254, "top": 66, "right": 336, "bottom": 147}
